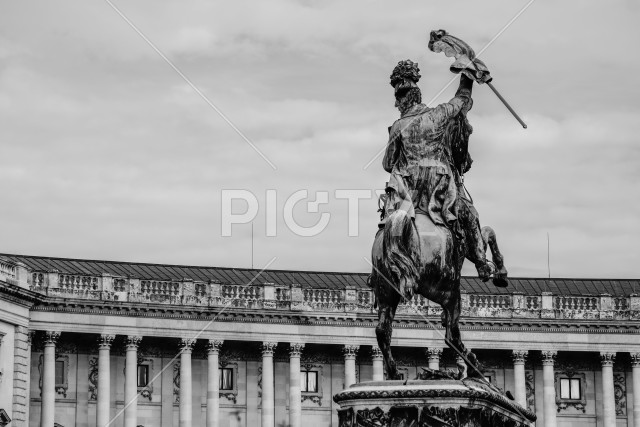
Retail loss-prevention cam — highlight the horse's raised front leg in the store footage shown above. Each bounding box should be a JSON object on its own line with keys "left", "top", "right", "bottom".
{"left": 481, "top": 226, "right": 508, "bottom": 288}
{"left": 376, "top": 301, "right": 400, "bottom": 380}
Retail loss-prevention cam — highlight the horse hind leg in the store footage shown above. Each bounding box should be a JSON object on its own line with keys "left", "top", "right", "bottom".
{"left": 481, "top": 226, "right": 509, "bottom": 288}
{"left": 375, "top": 301, "right": 400, "bottom": 380}
{"left": 443, "top": 288, "right": 483, "bottom": 379}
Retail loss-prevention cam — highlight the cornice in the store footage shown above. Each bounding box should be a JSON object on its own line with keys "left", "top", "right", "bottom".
{"left": 27, "top": 297, "right": 640, "bottom": 335}
{"left": 0, "top": 282, "right": 42, "bottom": 308}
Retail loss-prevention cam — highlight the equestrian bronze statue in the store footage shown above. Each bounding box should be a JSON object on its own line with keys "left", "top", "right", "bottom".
{"left": 370, "top": 31, "right": 518, "bottom": 380}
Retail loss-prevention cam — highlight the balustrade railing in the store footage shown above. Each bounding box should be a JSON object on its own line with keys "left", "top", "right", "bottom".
{"left": 614, "top": 296, "right": 628, "bottom": 311}
{"left": 304, "top": 289, "right": 343, "bottom": 307}
{"left": 10, "top": 270, "right": 640, "bottom": 320}
{"left": 555, "top": 296, "right": 599, "bottom": 311}
{"left": 0, "top": 259, "right": 16, "bottom": 281}
{"left": 525, "top": 296, "right": 540, "bottom": 310}
{"left": 59, "top": 274, "right": 99, "bottom": 292}
{"left": 469, "top": 294, "right": 511, "bottom": 309}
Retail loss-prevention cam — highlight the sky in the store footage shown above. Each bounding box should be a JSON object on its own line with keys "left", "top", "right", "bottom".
{"left": 0, "top": 0, "right": 638, "bottom": 279}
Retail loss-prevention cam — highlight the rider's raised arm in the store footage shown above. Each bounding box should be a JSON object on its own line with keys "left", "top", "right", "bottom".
{"left": 433, "top": 74, "right": 474, "bottom": 122}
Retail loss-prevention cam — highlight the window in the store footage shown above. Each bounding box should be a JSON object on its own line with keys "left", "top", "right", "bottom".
{"left": 55, "top": 360, "right": 65, "bottom": 385}
{"left": 560, "top": 378, "right": 581, "bottom": 400}
{"left": 137, "top": 364, "right": 149, "bottom": 388}
{"left": 301, "top": 370, "right": 318, "bottom": 393}
{"left": 484, "top": 375, "right": 492, "bottom": 383}
{"left": 219, "top": 368, "right": 233, "bottom": 390}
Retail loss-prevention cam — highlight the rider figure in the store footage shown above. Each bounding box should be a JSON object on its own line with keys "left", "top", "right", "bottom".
{"left": 380, "top": 60, "right": 498, "bottom": 284}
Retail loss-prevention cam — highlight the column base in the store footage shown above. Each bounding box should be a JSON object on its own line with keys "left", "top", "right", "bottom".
{"left": 333, "top": 378, "right": 536, "bottom": 427}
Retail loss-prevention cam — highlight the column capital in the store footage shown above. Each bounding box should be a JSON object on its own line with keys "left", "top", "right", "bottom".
{"left": 206, "top": 339, "right": 224, "bottom": 354}
{"left": 43, "top": 331, "right": 61, "bottom": 345}
{"left": 289, "top": 342, "right": 305, "bottom": 357}
{"left": 512, "top": 350, "right": 528, "bottom": 364}
{"left": 125, "top": 335, "right": 142, "bottom": 349}
{"left": 371, "top": 346, "right": 383, "bottom": 360}
{"left": 600, "top": 351, "right": 616, "bottom": 367}
{"left": 261, "top": 341, "right": 278, "bottom": 356}
{"left": 631, "top": 353, "right": 640, "bottom": 367}
{"left": 179, "top": 338, "right": 196, "bottom": 353}
{"left": 98, "top": 334, "right": 115, "bottom": 349}
{"left": 541, "top": 350, "right": 557, "bottom": 365}
{"left": 343, "top": 344, "right": 359, "bottom": 360}
{"left": 27, "top": 330, "right": 35, "bottom": 346}
{"left": 426, "top": 348, "right": 443, "bottom": 362}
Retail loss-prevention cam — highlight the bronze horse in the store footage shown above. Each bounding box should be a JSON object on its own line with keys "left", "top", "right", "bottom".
{"left": 369, "top": 200, "right": 507, "bottom": 380}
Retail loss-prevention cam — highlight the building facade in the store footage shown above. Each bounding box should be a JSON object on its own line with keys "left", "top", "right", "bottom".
{"left": 0, "top": 253, "right": 639, "bottom": 427}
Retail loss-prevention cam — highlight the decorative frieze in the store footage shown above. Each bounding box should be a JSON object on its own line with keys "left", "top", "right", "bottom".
{"left": 525, "top": 370, "right": 535, "bottom": 411}
{"left": 88, "top": 357, "right": 98, "bottom": 401}
{"left": 614, "top": 372, "right": 626, "bottom": 415}
{"left": 173, "top": 361, "right": 180, "bottom": 404}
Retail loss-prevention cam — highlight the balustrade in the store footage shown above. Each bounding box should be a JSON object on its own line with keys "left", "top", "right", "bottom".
{"left": 59, "top": 274, "right": 99, "bottom": 291}
{"left": 303, "top": 289, "right": 343, "bottom": 307}
{"left": 525, "top": 295, "right": 540, "bottom": 310}
{"left": 469, "top": 294, "right": 511, "bottom": 309}
{"left": 0, "top": 259, "right": 16, "bottom": 281}
{"left": 9, "top": 270, "right": 639, "bottom": 320}
{"left": 555, "top": 295, "right": 599, "bottom": 311}
{"left": 614, "top": 296, "right": 628, "bottom": 311}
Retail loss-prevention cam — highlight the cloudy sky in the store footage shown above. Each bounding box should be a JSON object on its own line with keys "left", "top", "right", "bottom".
{"left": 1, "top": 0, "right": 638, "bottom": 279}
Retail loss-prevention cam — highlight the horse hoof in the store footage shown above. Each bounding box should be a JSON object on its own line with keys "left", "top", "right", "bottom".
{"left": 493, "top": 277, "right": 509, "bottom": 288}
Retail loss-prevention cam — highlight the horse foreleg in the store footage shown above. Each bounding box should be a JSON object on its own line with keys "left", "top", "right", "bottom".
{"left": 443, "top": 290, "right": 483, "bottom": 379}
{"left": 376, "top": 302, "right": 400, "bottom": 380}
{"left": 481, "top": 226, "right": 508, "bottom": 288}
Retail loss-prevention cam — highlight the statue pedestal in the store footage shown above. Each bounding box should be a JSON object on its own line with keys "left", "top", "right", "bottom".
{"left": 333, "top": 378, "right": 536, "bottom": 427}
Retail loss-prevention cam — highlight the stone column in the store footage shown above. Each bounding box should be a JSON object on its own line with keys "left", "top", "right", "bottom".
{"left": 632, "top": 353, "right": 640, "bottom": 427}
{"left": 41, "top": 331, "right": 60, "bottom": 427}
{"left": 206, "top": 340, "right": 223, "bottom": 427}
{"left": 261, "top": 342, "right": 278, "bottom": 427}
{"left": 124, "top": 336, "right": 142, "bottom": 427}
{"left": 25, "top": 331, "right": 34, "bottom": 427}
{"left": 97, "top": 335, "right": 115, "bottom": 427}
{"left": 289, "top": 343, "right": 305, "bottom": 427}
{"left": 541, "top": 350, "right": 557, "bottom": 427}
{"left": 371, "top": 347, "right": 384, "bottom": 381}
{"left": 343, "top": 345, "right": 359, "bottom": 388}
{"left": 601, "top": 352, "right": 616, "bottom": 427}
{"left": 512, "top": 350, "right": 528, "bottom": 408}
{"left": 179, "top": 339, "right": 195, "bottom": 427}
{"left": 427, "top": 348, "right": 443, "bottom": 371}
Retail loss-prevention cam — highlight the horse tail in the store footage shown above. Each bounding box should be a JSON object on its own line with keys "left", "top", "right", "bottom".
{"left": 380, "top": 210, "right": 421, "bottom": 299}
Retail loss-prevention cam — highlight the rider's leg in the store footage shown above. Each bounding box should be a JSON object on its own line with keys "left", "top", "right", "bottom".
{"left": 458, "top": 197, "right": 491, "bottom": 282}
